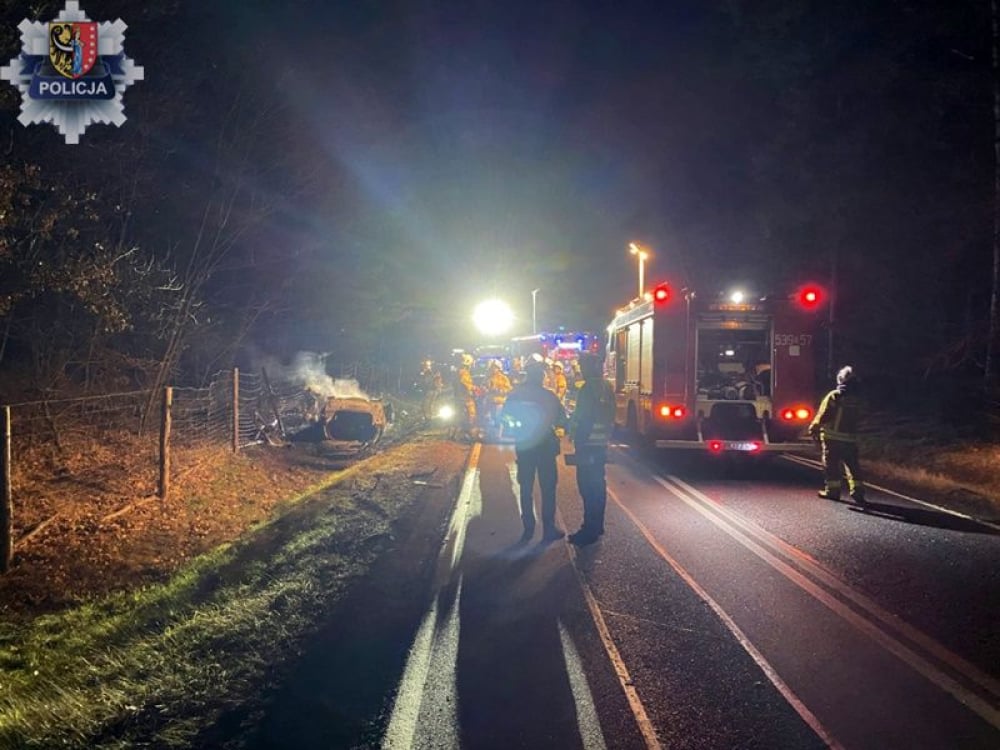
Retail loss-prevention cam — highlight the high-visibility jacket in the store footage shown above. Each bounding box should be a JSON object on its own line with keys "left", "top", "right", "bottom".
{"left": 486, "top": 370, "right": 512, "bottom": 402}
{"left": 809, "top": 384, "right": 862, "bottom": 443}
{"left": 455, "top": 367, "right": 474, "bottom": 399}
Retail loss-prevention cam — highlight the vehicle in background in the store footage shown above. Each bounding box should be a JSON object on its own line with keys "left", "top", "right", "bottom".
{"left": 511, "top": 331, "right": 602, "bottom": 366}
{"left": 604, "top": 282, "right": 826, "bottom": 455}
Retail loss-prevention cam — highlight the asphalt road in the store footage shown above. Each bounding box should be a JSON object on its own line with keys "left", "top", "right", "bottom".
{"left": 241, "top": 439, "right": 1000, "bottom": 749}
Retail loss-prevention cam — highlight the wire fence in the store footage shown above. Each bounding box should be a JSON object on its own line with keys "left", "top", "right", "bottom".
{"left": 0, "top": 368, "right": 315, "bottom": 572}
{"left": 0, "top": 360, "right": 414, "bottom": 571}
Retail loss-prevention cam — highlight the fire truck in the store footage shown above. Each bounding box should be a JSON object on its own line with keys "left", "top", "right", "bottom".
{"left": 604, "top": 282, "right": 826, "bottom": 454}
{"left": 510, "top": 331, "right": 602, "bottom": 364}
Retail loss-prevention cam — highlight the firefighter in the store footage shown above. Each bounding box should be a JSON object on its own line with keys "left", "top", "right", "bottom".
{"left": 809, "top": 365, "right": 866, "bottom": 505}
{"left": 483, "top": 359, "right": 513, "bottom": 440}
{"left": 454, "top": 353, "right": 478, "bottom": 441}
{"left": 552, "top": 362, "right": 569, "bottom": 404}
{"left": 543, "top": 357, "right": 557, "bottom": 393}
{"left": 568, "top": 353, "right": 615, "bottom": 545}
{"left": 418, "top": 360, "right": 441, "bottom": 421}
{"left": 501, "top": 357, "right": 567, "bottom": 542}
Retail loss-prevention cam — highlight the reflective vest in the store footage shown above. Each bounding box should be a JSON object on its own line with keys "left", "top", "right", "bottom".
{"left": 810, "top": 386, "right": 862, "bottom": 443}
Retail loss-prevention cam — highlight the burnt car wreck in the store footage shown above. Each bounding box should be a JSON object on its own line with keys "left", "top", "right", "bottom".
{"left": 316, "top": 395, "right": 391, "bottom": 447}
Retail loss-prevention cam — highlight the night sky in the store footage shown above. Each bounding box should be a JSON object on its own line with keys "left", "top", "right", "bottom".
{"left": 1, "top": 0, "right": 993, "bottom": 384}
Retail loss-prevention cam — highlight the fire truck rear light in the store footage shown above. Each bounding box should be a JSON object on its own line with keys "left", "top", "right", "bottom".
{"left": 653, "top": 283, "right": 671, "bottom": 303}
{"left": 781, "top": 406, "right": 812, "bottom": 421}
{"left": 658, "top": 404, "right": 686, "bottom": 419}
{"left": 708, "top": 440, "right": 723, "bottom": 452}
{"left": 796, "top": 285, "right": 824, "bottom": 309}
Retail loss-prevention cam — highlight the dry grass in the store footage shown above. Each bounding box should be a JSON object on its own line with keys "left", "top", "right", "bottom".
{"left": 0, "top": 435, "right": 469, "bottom": 749}
{"left": 860, "top": 417, "right": 1000, "bottom": 518}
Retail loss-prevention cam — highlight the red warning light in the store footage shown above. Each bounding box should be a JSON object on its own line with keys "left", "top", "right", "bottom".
{"left": 781, "top": 406, "right": 812, "bottom": 421}
{"left": 658, "top": 404, "right": 687, "bottom": 419}
{"left": 797, "top": 285, "right": 823, "bottom": 309}
{"left": 708, "top": 440, "right": 723, "bottom": 452}
{"left": 653, "top": 283, "right": 671, "bottom": 303}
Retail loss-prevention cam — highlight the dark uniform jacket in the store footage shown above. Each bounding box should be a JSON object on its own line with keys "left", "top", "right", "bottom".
{"left": 571, "top": 378, "right": 615, "bottom": 448}
{"left": 502, "top": 382, "right": 566, "bottom": 454}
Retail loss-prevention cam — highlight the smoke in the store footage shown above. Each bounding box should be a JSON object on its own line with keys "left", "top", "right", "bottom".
{"left": 242, "top": 348, "right": 371, "bottom": 400}
{"left": 290, "top": 352, "right": 371, "bottom": 400}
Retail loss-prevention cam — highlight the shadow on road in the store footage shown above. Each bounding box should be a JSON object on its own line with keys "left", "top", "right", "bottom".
{"left": 847, "top": 501, "right": 1000, "bottom": 535}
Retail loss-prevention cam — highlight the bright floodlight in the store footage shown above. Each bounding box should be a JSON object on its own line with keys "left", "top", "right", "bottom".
{"left": 473, "top": 299, "right": 514, "bottom": 336}
{"left": 730, "top": 290, "right": 745, "bottom": 304}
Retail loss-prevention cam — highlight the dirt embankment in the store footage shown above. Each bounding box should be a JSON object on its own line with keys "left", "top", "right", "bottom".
{"left": 0, "top": 433, "right": 469, "bottom": 619}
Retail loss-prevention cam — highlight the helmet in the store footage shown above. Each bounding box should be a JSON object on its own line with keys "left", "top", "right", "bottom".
{"left": 461, "top": 354, "right": 474, "bottom": 367}
{"left": 553, "top": 362, "right": 563, "bottom": 370}
{"left": 490, "top": 359, "right": 502, "bottom": 370}
{"left": 836, "top": 365, "right": 854, "bottom": 385}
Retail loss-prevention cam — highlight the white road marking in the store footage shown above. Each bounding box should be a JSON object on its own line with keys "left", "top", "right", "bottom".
{"left": 382, "top": 444, "right": 481, "bottom": 748}
{"left": 507, "top": 462, "right": 522, "bottom": 519}
{"left": 560, "top": 520, "right": 664, "bottom": 750}
{"left": 782, "top": 454, "right": 1000, "bottom": 532}
{"left": 558, "top": 620, "right": 610, "bottom": 750}
{"left": 608, "top": 488, "right": 844, "bottom": 750}
{"left": 665, "top": 472, "right": 1000, "bottom": 703}
{"left": 654, "top": 474, "right": 1000, "bottom": 731}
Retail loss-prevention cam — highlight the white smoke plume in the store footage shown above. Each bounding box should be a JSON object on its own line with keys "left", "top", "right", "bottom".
{"left": 243, "top": 349, "right": 371, "bottom": 401}
{"left": 290, "top": 352, "right": 371, "bottom": 400}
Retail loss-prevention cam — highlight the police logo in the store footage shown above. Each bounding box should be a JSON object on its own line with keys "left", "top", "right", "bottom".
{"left": 49, "top": 21, "right": 98, "bottom": 79}
{"left": 0, "top": 1, "right": 144, "bottom": 144}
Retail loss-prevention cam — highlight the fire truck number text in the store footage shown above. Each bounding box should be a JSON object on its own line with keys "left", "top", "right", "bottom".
{"left": 774, "top": 333, "right": 813, "bottom": 347}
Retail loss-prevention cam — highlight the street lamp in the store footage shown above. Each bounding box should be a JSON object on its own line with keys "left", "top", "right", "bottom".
{"left": 531, "top": 288, "right": 540, "bottom": 334}
{"left": 629, "top": 242, "right": 649, "bottom": 299}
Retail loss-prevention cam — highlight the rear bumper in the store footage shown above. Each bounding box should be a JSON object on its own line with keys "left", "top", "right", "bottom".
{"left": 653, "top": 438, "right": 815, "bottom": 453}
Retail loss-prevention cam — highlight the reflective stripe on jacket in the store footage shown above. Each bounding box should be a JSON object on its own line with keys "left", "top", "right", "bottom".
{"left": 809, "top": 386, "right": 861, "bottom": 443}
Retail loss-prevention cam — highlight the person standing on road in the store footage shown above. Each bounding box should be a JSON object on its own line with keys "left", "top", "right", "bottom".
{"left": 568, "top": 352, "right": 615, "bottom": 545}
{"left": 455, "top": 354, "right": 479, "bottom": 442}
{"left": 809, "top": 365, "right": 866, "bottom": 505}
{"left": 501, "top": 356, "right": 567, "bottom": 542}
{"left": 418, "top": 360, "right": 441, "bottom": 421}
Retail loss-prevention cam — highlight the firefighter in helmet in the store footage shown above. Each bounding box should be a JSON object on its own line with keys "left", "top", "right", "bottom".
{"left": 551, "top": 361, "right": 569, "bottom": 404}
{"left": 809, "top": 365, "right": 866, "bottom": 505}
{"left": 483, "top": 359, "right": 513, "bottom": 440}
{"left": 454, "top": 353, "right": 478, "bottom": 441}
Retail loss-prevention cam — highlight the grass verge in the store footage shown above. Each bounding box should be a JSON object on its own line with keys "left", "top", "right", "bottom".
{"left": 0, "top": 452, "right": 414, "bottom": 749}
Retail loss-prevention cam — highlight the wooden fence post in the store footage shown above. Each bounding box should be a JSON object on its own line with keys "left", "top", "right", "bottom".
{"left": 232, "top": 367, "right": 239, "bottom": 453}
{"left": 1, "top": 406, "right": 11, "bottom": 573}
{"left": 158, "top": 387, "right": 172, "bottom": 500}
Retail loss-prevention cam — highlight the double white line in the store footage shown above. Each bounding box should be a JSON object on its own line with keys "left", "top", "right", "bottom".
{"left": 646, "top": 473, "right": 1000, "bottom": 734}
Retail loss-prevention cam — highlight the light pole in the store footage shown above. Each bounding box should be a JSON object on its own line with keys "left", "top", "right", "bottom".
{"left": 531, "top": 288, "right": 540, "bottom": 334}
{"left": 629, "top": 242, "right": 649, "bottom": 299}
